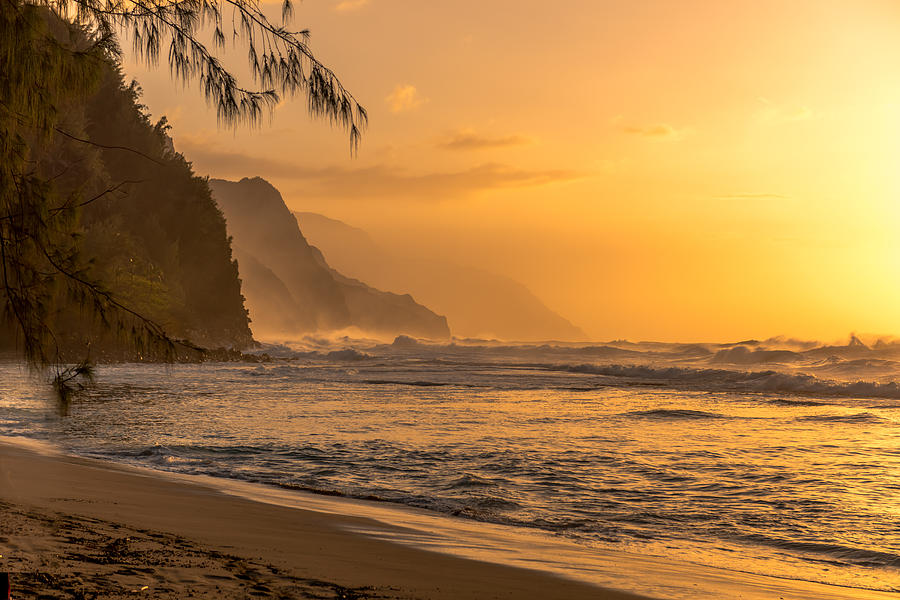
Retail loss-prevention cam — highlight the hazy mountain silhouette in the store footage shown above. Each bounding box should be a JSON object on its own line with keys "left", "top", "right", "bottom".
{"left": 295, "top": 212, "right": 586, "bottom": 341}
{"left": 210, "top": 178, "right": 450, "bottom": 340}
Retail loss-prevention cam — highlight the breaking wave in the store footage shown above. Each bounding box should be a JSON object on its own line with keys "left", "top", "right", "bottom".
{"left": 547, "top": 363, "right": 900, "bottom": 399}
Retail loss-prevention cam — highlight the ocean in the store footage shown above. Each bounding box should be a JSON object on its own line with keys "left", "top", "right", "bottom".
{"left": 1, "top": 336, "right": 899, "bottom": 595}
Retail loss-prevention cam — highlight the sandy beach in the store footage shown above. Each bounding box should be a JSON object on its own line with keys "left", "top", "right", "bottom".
{"left": 0, "top": 439, "right": 643, "bottom": 600}
{"left": 3, "top": 437, "right": 900, "bottom": 600}
{"left": 5, "top": 0, "right": 900, "bottom": 597}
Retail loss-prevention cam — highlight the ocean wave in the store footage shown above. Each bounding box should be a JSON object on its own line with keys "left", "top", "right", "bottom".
{"left": 364, "top": 379, "right": 452, "bottom": 387}
{"left": 443, "top": 473, "right": 501, "bottom": 490}
{"left": 738, "top": 533, "right": 900, "bottom": 569}
{"left": 711, "top": 346, "right": 802, "bottom": 364}
{"left": 323, "top": 349, "right": 371, "bottom": 361}
{"left": 623, "top": 409, "right": 728, "bottom": 420}
{"left": 545, "top": 363, "right": 900, "bottom": 399}
{"left": 288, "top": 348, "right": 372, "bottom": 361}
{"left": 765, "top": 398, "right": 831, "bottom": 407}
{"left": 795, "top": 413, "right": 885, "bottom": 424}
{"left": 816, "top": 357, "right": 900, "bottom": 370}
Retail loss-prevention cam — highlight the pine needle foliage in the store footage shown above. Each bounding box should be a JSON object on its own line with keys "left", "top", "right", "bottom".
{"left": 0, "top": 0, "right": 364, "bottom": 382}
{"left": 14, "top": 0, "right": 368, "bottom": 144}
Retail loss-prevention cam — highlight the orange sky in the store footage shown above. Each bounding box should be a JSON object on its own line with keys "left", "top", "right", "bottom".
{"left": 123, "top": 0, "right": 900, "bottom": 342}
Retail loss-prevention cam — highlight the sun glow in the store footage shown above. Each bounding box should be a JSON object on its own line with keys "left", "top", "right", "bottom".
{"left": 120, "top": 0, "right": 900, "bottom": 342}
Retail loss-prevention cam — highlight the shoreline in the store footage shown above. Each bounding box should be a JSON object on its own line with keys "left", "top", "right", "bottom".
{"left": 0, "top": 438, "right": 642, "bottom": 600}
{"left": 1, "top": 437, "right": 897, "bottom": 599}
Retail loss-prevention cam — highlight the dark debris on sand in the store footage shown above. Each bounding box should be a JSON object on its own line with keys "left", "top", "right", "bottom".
{"left": 0, "top": 501, "right": 406, "bottom": 599}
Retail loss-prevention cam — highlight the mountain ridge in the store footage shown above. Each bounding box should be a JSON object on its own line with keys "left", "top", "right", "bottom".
{"left": 294, "top": 211, "right": 586, "bottom": 342}
{"left": 210, "top": 178, "right": 450, "bottom": 340}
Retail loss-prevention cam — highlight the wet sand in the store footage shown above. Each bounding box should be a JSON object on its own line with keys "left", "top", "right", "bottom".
{"left": 2, "top": 439, "right": 898, "bottom": 600}
{"left": 0, "top": 440, "right": 643, "bottom": 599}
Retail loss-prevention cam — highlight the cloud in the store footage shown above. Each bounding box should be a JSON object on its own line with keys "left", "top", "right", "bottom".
{"left": 334, "top": 0, "right": 368, "bottom": 12}
{"left": 386, "top": 84, "right": 425, "bottom": 113}
{"left": 713, "top": 193, "right": 789, "bottom": 201}
{"left": 756, "top": 98, "right": 816, "bottom": 123}
{"left": 621, "top": 123, "right": 688, "bottom": 141}
{"left": 175, "top": 139, "right": 581, "bottom": 200}
{"left": 438, "top": 129, "right": 534, "bottom": 151}
{"left": 315, "top": 163, "right": 581, "bottom": 199}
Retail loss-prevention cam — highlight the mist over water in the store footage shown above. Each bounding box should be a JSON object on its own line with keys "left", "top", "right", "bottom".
{"left": 2, "top": 335, "right": 899, "bottom": 593}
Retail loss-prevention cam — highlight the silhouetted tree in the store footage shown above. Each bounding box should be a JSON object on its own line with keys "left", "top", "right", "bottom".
{"left": 0, "top": 0, "right": 365, "bottom": 381}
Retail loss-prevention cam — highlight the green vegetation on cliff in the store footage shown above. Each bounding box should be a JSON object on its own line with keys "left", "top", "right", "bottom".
{"left": 1, "top": 23, "right": 253, "bottom": 359}
{"left": 77, "top": 69, "right": 253, "bottom": 352}
{"left": 2, "top": 0, "right": 364, "bottom": 369}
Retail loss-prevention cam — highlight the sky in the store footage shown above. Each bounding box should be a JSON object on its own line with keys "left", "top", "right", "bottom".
{"left": 123, "top": 0, "right": 900, "bottom": 343}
